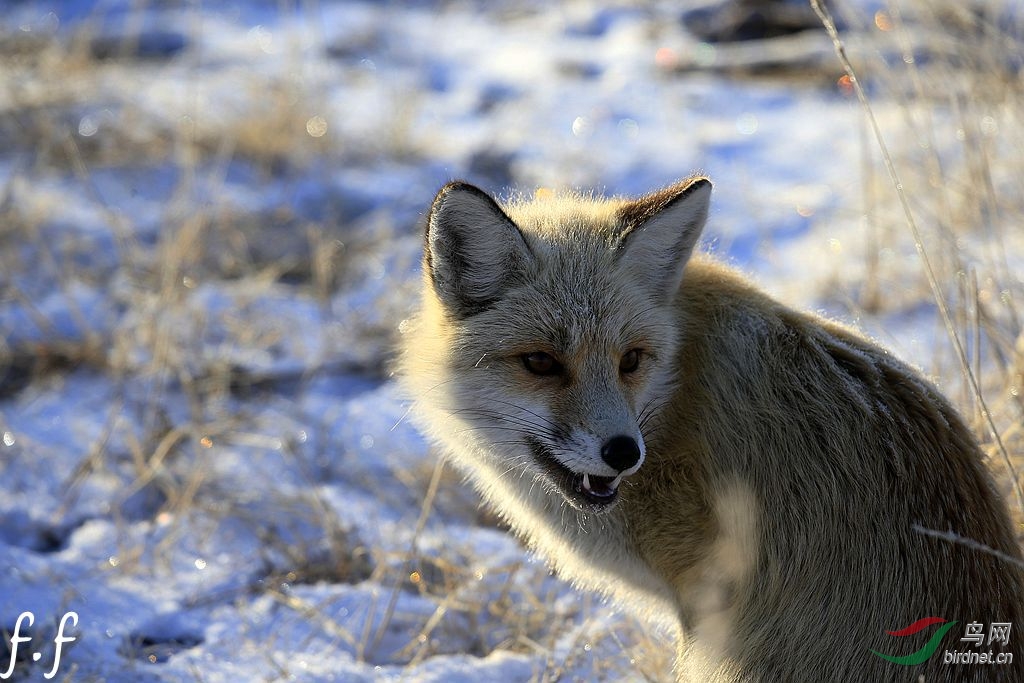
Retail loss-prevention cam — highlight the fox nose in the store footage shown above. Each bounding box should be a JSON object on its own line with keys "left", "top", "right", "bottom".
{"left": 601, "top": 435, "right": 642, "bottom": 472}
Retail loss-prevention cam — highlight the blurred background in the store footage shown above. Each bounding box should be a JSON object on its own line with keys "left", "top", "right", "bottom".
{"left": 1, "top": 0, "right": 1022, "bottom": 680}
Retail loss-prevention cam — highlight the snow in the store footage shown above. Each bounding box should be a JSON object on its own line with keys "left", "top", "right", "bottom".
{"left": 2, "top": 0, "right": 1022, "bottom": 681}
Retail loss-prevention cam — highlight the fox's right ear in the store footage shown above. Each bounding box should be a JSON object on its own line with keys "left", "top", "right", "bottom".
{"left": 616, "top": 177, "right": 712, "bottom": 301}
{"left": 424, "top": 182, "right": 533, "bottom": 316}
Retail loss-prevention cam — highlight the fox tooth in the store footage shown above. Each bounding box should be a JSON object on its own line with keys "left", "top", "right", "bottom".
{"left": 582, "top": 473, "right": 592, "bottom": 492}
{"left": 609, "top": 474, "right": 623, "bottom": 491}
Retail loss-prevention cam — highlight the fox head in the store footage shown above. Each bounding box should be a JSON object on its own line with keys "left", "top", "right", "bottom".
{"left": 405, "top": 178, "right": 711, "bottom": 514}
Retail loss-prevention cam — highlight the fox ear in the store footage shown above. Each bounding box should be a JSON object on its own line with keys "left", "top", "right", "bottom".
{"left": 425, "top": 181, "right": 533, "bottom": 316}
{"left": 615, "top": 177, "right": 711, "bottom": 301}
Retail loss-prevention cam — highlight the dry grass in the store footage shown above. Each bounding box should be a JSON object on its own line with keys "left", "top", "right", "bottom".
{"left": 820, "top": 0, "right": 1024, "bottom": 531}
{"left": 0, "top": 12, "right": 601, "bottom": 681}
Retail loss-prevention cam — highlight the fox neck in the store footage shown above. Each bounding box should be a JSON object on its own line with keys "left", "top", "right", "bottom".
{"left": 435, "top": 420, "right": 682, "bottom": 631}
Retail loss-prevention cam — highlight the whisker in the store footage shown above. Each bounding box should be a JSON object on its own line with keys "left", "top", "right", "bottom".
{"left": 452, "top": 406, "right": 555, "bottom": 431}
{"left": 473, "top": 396, "right": 563, "bottom": 431}
{"left": 458, "top": 409, "right": 552, "bottom": 430}
{"left": 455, "top": 411, "right": 559, "bottom": 441}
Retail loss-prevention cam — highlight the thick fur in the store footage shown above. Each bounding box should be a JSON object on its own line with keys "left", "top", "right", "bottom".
{"left": 399, "top": 177, "right": 1024, "bottom": 681}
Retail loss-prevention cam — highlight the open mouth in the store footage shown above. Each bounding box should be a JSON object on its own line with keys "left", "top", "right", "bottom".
{"left": 526, "top": 438, "right": 625, "bottom": 511}
{"left": 573, "top": 471, "right": 622, "bottom": 503}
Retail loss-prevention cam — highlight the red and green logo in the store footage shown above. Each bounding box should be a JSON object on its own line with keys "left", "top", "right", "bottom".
{"left": 870, "top": 617, "right": 958, "bottom": 665}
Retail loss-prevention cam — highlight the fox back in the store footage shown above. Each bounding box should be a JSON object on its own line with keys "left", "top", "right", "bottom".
{"left": 398, "top": 177, "right": 1024, "bottom": 681}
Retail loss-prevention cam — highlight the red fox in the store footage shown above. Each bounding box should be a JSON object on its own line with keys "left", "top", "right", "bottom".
{"left": 399, "top": 177, "right": 1024, "bottom": 681}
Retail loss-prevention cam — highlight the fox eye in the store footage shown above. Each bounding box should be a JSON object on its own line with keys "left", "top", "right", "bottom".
{"left": 620, "top": 349, "right": 641, "bottom": 374}
{"left": 523, "top": 352, "right": 562, "bottom": 376}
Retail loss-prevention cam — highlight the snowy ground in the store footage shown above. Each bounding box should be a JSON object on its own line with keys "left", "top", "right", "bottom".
{"left": 2, "top": 1, "right": 1022, "bottom": 681}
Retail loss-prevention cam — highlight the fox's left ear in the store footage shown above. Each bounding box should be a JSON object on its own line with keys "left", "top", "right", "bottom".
{"left": 615, "top": 177, "right": 711, "bottom": 301}
{"left": 424, "top": 181, "right": 534, "bottom": 317}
